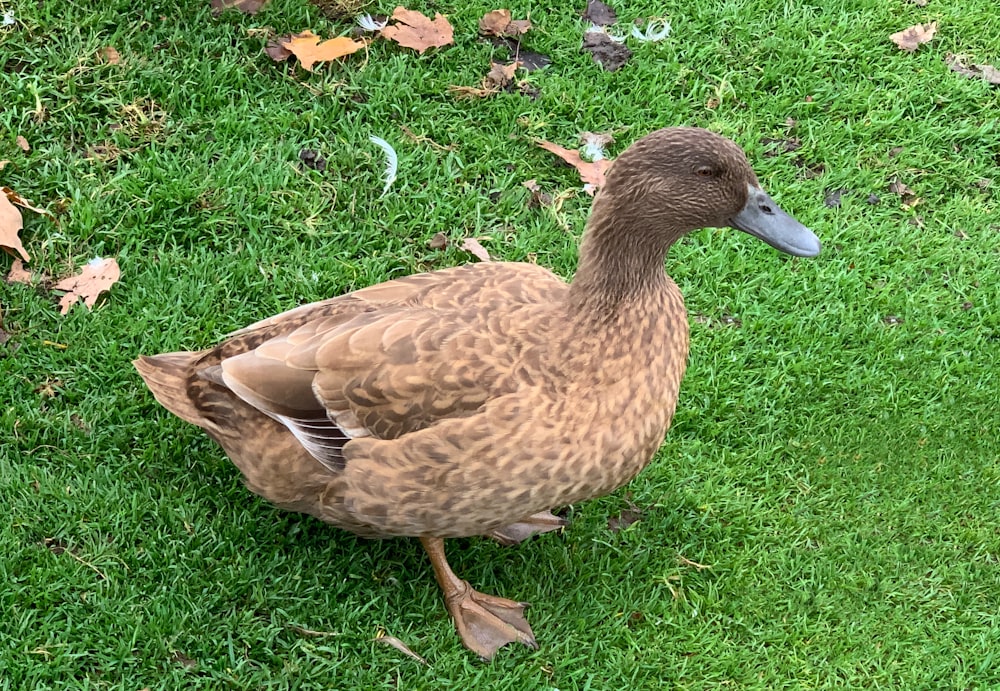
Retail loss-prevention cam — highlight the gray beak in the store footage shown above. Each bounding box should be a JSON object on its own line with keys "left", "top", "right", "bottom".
{"left": 730, "top": 184, "right": 821, "bottom": 257}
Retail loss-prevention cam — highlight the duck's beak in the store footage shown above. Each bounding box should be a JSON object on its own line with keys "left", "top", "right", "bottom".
{"left": 729, "top": 184, "right": 821, "bottom": 257}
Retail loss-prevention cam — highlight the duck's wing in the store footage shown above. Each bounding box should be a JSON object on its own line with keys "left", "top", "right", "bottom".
{"left": 208, "top": 263, "right": 567, "bottom": 472}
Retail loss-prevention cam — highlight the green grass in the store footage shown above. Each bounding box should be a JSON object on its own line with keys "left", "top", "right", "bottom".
{"left": 2, "top": 0, "right": 999, "bottom": 687}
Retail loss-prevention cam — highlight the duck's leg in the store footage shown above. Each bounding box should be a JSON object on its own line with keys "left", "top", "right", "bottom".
{"left": 487, "top": 511, "right": 568, "bottom": 546}
{"left": 420, "top": 536, "right": 538, "bottom": 659}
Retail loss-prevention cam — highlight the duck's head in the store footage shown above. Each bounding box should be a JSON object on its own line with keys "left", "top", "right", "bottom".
{"left": 599, "top": 127, "right": 821, "bottom": 258}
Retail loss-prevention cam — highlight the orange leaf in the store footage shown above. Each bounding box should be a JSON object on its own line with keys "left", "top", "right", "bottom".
{"left": 536, "top": 140, "right": 613, "bottom": 195}
{"left": 280, "top": 31, "right": 366, "bottom": 72}
{"left": 889, "top": 22, "right": 937, "bottom": 52}
{"left": 381, "top": 7, "right": 454, "bottom": 54}
{"left": 53, "top": 257, "right": 121, "bottom": 314}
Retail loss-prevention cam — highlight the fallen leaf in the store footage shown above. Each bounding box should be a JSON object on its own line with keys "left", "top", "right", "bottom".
{"left": 608, "top": 493, "right": 642, "bottom": 532}
{"left": 279, "top": 31, "right": 366, "bottom": 71}
{"left": 97, "top": 46, "right": 120, "bottom": 64}
{"left": 170, "top": 651, "right": 197, "bottom": 669}
{"left": 374, "top": 632, "right": 428, "bottom": 665}
{"left": 381, "top": 7, "right": 454, "bottom": 54}
{"left": 0, "top": 161, "right": 8, "bottom": 171}
{"left": 3, "top": 187, "right": 51, "bottom": 217}
{"left": 582, "top": 30, "right": 631, "bottom": 71}
{"left": 15, "top": 136, "right": 29, "bottom": 152}
{"left": 479, "top": 9, "right": 531, "bottom": 37}
{"left": 428, "top": 232, "right": 448, "bottom": 249}
{"left": 53, "top": 257, "right": 121, "bottom": 314}
{"left": 889, "top": 22, "right": 937, "bottom": 52}
{"left": 522, "top": 179, "right": 553, "bottom": 207}
{"left": 583, "top": 0, "right": 616, "bottom": 26}
{"left": 448, "top": 61, "right": 519, "bottom": 99}
{"left": 460, "top": 237, "right": 491, "bottom": 262}
{"left": 6, "top": 258, "right": 32, "bottom": 284}
{"left": 265, "top": 38, "right": 292, "bottom": 62}
{"left": 537, "top": 140, "right": 613, "bottom": 194}
{"left": 888, "top": 178, "right": 915, "bottom": 199}
{"left": 211, "top": 0, "right": 269, "bottom": 14}
{"left": 0, "top": 194, "right": 28, "bottom": 262}
{"left": 945, "top": 53, "right": 1000, "bottom": 86}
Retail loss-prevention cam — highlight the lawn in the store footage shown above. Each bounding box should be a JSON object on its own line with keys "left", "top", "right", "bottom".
{"left": 2, "top": 0, "right": 999, "bottom": 687}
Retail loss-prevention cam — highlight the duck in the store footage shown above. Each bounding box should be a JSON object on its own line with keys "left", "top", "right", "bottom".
{"left": 134, "top": 127, "right": 820, "bottom": 659}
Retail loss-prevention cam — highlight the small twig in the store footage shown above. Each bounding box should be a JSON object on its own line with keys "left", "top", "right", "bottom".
{"left": 677, "top": 555, "right": 712, "bottom": 571}
{"left": 288, "top": 625, "right": 340, "bottom": 637}
{"left": 399, "top": 125, "right": 455, "bottom": 152}
{"left": 66, "top": 550, "right": 108, "bottom": 580}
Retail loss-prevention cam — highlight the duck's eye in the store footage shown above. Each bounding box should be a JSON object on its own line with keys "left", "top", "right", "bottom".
{"left": 695, "top": 166, "right": 715, "bottom": 178}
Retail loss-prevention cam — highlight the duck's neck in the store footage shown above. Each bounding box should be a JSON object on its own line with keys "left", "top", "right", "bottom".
{"left": 567, "top": 190, "right": 682, "bottom": 318}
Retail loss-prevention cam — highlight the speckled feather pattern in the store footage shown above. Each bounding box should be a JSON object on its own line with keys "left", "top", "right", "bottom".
{"left": 134, "top": 128, "right": 767, "bottom": 540}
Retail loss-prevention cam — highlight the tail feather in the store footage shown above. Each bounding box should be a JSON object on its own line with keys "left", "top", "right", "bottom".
{"left": 133, "top": 352, "right": 211, "bottom": 429}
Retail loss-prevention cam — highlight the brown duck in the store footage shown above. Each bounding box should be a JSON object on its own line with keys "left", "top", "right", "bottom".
{"left": 135, "top": 127, "right": 820, "bottom": 659}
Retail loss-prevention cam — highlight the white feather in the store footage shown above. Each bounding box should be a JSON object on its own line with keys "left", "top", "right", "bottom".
{"left": 357, "top": 14, "right": 387, "bottom": 31}
{"left": 2, "top": 9, "right": 15, "bottom": 26}
{"left": 369, "top": 135, "right": 398, "bottom": 196}
{"left": 631, "top": 20, "right": 671, "bottom": 42}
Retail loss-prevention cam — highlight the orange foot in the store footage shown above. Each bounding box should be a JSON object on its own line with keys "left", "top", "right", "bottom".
{"left": 421, "top": 536, "right": 538, "bottom": 659}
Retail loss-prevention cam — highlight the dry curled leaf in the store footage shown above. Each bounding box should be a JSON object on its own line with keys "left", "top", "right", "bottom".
{"left": 381, "top": 7, "right": 454, "bottom": 54}
{"left": 15, "top": 136, "right": 29, "bottom": 152}
{"left": 889, "top": 22, "right": 937, "bottom": 52}
{"left": 479, "top": 9, "right": 531, "bottom": 37}
{"left": 522, "top": 179, "right": 553, "bottom": 207}
{"left": 449, "top": 61, "right": 519, "bottom": 99}
{"left": 374, "top": 632, "right": 428, "bottom": 665}
{"left": 278, "top": 30, "right": 366, "bottom": 71}
{"left": 0, "top": 194, "right": 28, "bottom": 262}
{"left": 98, "top": 46, "right": 121, "bottom": 64}
{"left": 428, "top": 232, "right": 448, "bottom": 249}
{"left": 537, "top": 140, "right": 613, "bottom": 195}
{"left": 210, "top": 0, "right": 269, "bottom": 14}
{"left": 6, "top": 258, "right": 32, "bottom": 284}
{"left": 945, "top": 53, "right": 1000, "bottom": 86}
{"left": 3, "top": 187, "right": 51, "bottom": 217}
{"left": 53, "top": 257, "right": 121, "bottom": 314}
{"left": 460, "top": 237, "right": 491, "bottom": 262}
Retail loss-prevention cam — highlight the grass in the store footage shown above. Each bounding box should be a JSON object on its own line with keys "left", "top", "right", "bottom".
{"left": 2, "top": 0, "right": 999, "bottom": 687}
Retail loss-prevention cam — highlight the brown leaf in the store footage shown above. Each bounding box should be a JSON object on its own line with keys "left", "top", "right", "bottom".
{"left": 460, "top": 237, "right": 491, "bottom": 262}
{"left": 265, "top": 38, "right": 292, "bottom": 62}
{"left": 98, "top": 46, "right": 121, "bottom": 64}
{"left": 3, "top": 186, "right": 52, "bottom": 217}
{"left": 15, "top": 136, "right": 29, "bottom": 152}
{"left": 428, "top": 232, "right": 448, "bottom": 249}
{"left": 6, "top": 258, "right": 32, "bottom": 284}
{"left": 945, "top": 53, "right": 1000, "bottom": 86}
{"left": 537, "top": 140, "right": 613, "bottom": 195}
{"left": 279, "top": 31, "right": 366, "bottom": 71}
{"left": 582, "top": 31, "right": 631, "bottom": 72}
{"left": 522, "top": 179, "right": 552, "bottom": 207}
{"left": 583, "top": 0, "right": 617, "bottom": 26}
{"left": 381, "top": 7, "right": 454, "bottom": 54}
{"left": 889, "top": 22, "right": 937, "bottom": 52}
{"left": 374, "top": 632, "right": 428, "bottom": 665}
{"left": 448, "top": 61, "right": 519, "bottom": 99}
{"left": 211, "top": 0, "right": 269, "bottom": 14}
{"left": 0, "top": 194, "right": 28, "bottom": 262}
{"left": 479, "top": 9, "right": 531, "bottom": 37}
{"left": 53, "top": 257, "right": 121, "bottom": 314}
{"left": 888, "top": 178, "right": 915, "bottom": 199}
